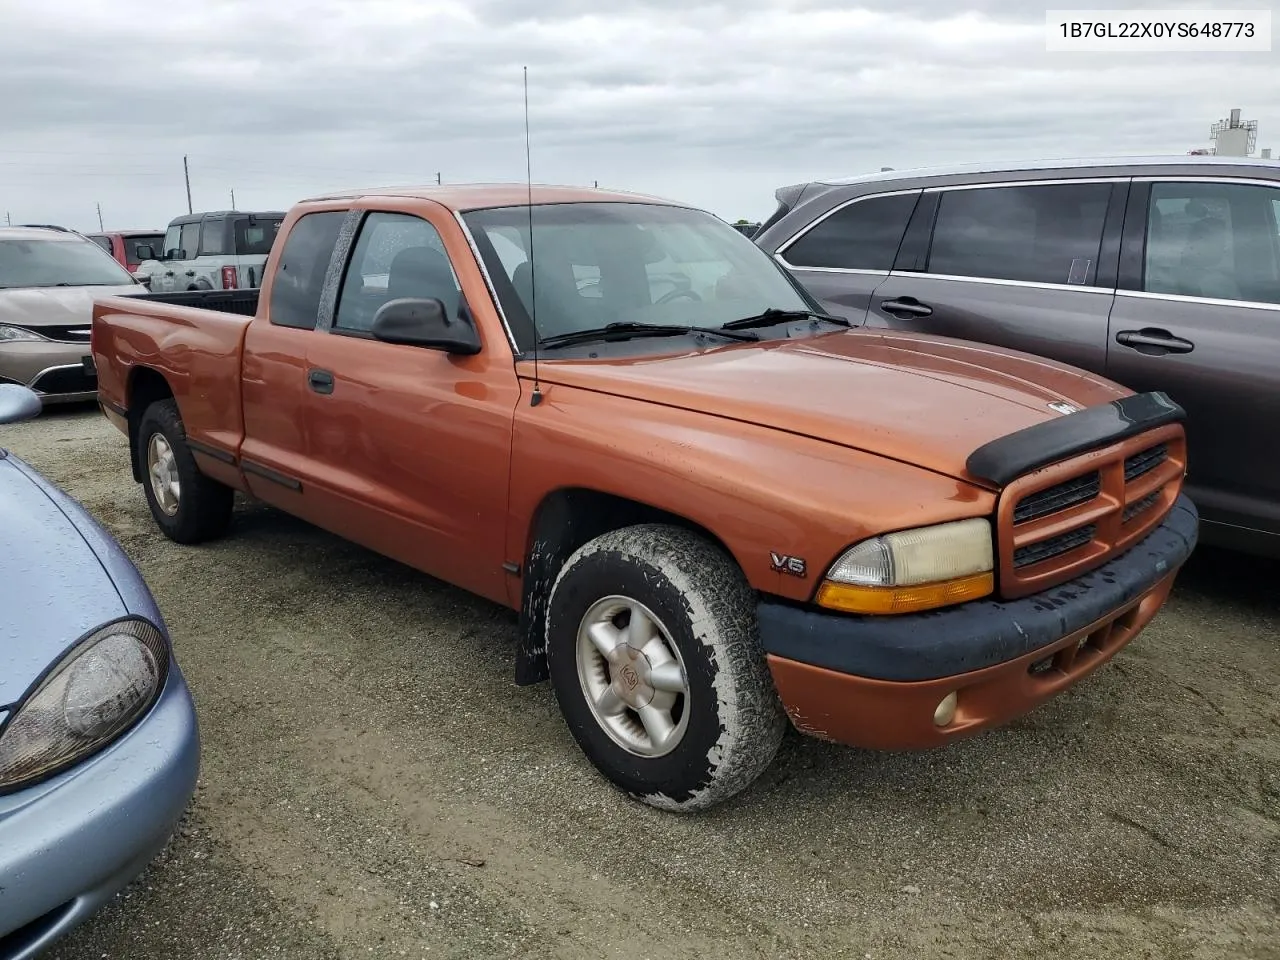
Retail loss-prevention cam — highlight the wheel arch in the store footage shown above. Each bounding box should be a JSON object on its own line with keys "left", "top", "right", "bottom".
{"left": 126, "top": 366, "right": 176, "bottom": 483}
{"left": 514, "top": 486, "right": 741, "bottom": 686}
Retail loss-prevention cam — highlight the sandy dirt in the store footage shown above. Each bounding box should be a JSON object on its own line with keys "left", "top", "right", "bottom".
{"left": 5, "top": 404, "right": 1278, "bottom": 960}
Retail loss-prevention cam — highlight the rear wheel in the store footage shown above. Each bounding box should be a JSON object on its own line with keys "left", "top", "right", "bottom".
{"left": 138, "top": 398, "right": 234, "bottom": 544}
{"left": 546, "top": 524, "right": 787, "bottom": 812}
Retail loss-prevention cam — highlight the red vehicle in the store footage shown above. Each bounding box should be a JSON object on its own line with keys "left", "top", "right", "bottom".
{"left": 86, "top": 230, "right": 166, "bottom": 274}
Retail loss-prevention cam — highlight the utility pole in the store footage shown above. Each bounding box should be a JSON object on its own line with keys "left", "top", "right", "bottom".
{"left": 183, "top": 155, "right": 193, "bottom": 214}
{"left": 230, "top": 188, "right": 236, "bottom": 209}
{"left": 96, "top": 202, "right": 104, "bottom": 230}
{"left": 4, "top": 212, "right": 10, "bottom": 226}
{"left": 594, "top": 180, "right": 598, "bottom": 188}
{"left": 436, "top": 172, "right": 442, "bottom": 185}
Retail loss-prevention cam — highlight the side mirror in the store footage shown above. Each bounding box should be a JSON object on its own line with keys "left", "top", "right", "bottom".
{"left": 165, "top": 249, "right": 184, "bottom": 261}
{"left": 135, "top": 244, "right": 155, "bottom": 261}
{"left": 0, "top": 384, "right": 42, "bottom": 425}
{"left": 370, "top": 298, "right": 481, "bottom": 354}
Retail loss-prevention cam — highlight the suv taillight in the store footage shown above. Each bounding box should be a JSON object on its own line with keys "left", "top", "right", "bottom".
{"left": 221, "top": 265, "right": 237, "bottom": 289}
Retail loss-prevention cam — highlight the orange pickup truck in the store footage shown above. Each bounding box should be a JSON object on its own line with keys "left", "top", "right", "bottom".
{"left": 92, "top": 184, "right": 1199, "bottom": 811}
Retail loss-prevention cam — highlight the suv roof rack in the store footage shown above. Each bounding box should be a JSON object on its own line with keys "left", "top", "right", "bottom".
{"left": 17, "top": 223, "right": 73, "bottom": 232}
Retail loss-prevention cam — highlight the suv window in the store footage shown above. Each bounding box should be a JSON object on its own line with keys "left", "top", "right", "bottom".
{"left": 126, "top": 235, "right": 164, "bottom": 263}
{"left": 199, "top": 218, "right": 226, "bottom": 256}
{"left": 927, "top": 183, "right": 1110, "bottom": 286}
{"left": 781, "top": 193, "right": 918, "bottom": 270}
{"left": 234, "top": 217, "right": 282, "bottom": 257}
{"left": 87, "top": 235, "right": 112, "bottom": 253}
{"left": 178, "top": 222, "right": 201, "bottom": 261}
{"left": 335, "top": 212, "right": 459, "bottom": 332}
{"left": 163, "top": 224, "right": 181, "bottom": 258}
{"left": 268, "top": 211, "right": 346, "bottom": 329}
{"left": 1145, "top": 181, "right": 1280, "bottom": 305}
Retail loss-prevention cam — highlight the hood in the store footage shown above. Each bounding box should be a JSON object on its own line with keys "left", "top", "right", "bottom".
{"left": 0, "top": 456, "right": 126, "bottom": 708}
{"left": 539, "top": 329, "right": 1130, "bottom": 484}
{"left": 0, "top": 283, "right": 140, "bottom": 328}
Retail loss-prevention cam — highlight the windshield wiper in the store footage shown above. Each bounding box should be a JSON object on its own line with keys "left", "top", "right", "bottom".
{"left": 721, "top": 308, "right": 851, "bottom": 331}
{"left": 539, "top": 321, "right": 759, "bottom": 350}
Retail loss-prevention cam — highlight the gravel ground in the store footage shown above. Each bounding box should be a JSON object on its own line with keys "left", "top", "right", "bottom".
{"left": 6, "top": 404, "right": 1279, "bottom": 960}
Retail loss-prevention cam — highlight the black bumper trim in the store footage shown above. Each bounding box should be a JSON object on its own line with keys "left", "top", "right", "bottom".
{"left": 757, "top": 494, "right": 1199, "bottom": 682}
{"left": 966, "top": 391, "right": 1185, "bottom": 486}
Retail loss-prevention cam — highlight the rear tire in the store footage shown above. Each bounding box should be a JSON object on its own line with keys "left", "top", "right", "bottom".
{"left": 138, "top": 398, "right": 234, "bottom": 544}
{"left": 545, "top": 524, "right": 786, "bottom": 812}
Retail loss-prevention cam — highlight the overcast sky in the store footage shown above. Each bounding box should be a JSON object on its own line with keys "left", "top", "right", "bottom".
{"left": 1, "top": 0, "right": 1276, "bottom": 231}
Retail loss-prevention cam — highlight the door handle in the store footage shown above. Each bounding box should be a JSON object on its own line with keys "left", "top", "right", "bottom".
{"left": 1115, "top": 328, "right": 1195, "bottom": 355}
{"left": 880, "top": 297, "right": 933, "bottom": 318}
{"left": 308, "top": 368, "right": 334, "bottom": 394}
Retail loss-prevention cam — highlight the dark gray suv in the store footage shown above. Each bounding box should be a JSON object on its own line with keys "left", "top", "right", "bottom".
{"left": 754, "top": 156, "right": 1280, "bottom": 558}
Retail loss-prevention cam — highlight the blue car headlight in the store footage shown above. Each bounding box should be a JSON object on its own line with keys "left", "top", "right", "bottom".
{"left": 0, "top": 617, "right": 169, "bottom": 793}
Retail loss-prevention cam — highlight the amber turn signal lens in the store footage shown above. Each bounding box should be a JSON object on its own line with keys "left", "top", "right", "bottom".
{"left": 815, "top": 571, "right": 994, "bottom": 615}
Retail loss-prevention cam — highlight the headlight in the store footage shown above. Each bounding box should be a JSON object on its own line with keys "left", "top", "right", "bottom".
{"left": 0, "top": 324, "right": 48, "bottom": 342}
{"left": 816, "top": 518, "right": 994, "bottom": 615}
{"left": 0, "top": 618, "right": 169, "bottom": 793}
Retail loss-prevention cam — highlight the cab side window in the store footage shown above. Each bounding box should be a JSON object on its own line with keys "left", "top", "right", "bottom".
{"left": 1144, "top": 181, "right": 1280, "bottom": 305}
{"left": 927, "top": 183, "right": 1110, "bottom": 286}
{"left": 780, "top": 193, "right": 918, "bottom": 271}
{"left": 268, "top": 211, "right": 346, "bottom": 329}
{"left": 334, "top": 212, "right": 461, "bottom": 333}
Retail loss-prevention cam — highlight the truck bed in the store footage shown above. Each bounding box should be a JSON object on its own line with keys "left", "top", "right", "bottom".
{"left": 92, "top": 292, "right": 254, "bottom": 466}
{"left": 122, "top": 288, "right": 260, "bottom": 317}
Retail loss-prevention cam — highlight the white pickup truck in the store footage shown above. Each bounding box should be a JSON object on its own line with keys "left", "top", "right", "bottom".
{"left": 135, "top": 210, "right": 284, "bottom": 292}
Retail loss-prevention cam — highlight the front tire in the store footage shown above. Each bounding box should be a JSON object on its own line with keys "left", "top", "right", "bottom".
{"left": 138, "top": 398, "right": 234, "bottom": 544}
{"left": 546, "top": 524, "right": 786, "bottom": 812}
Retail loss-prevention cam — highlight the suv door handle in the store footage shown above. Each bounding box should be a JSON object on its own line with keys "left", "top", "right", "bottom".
{"left": 1115, "top": 328, "right": 1195, "bottom": 355}
{"left": 308, "top": 368, "right": 335, "bottom": 394}
{"left": 880, "top": 297, "right": 933, "bottom": 318}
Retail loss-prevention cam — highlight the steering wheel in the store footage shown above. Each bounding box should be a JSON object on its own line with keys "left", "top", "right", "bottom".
{"left": 656, "top": 288, "right": 701, "bottom": 305}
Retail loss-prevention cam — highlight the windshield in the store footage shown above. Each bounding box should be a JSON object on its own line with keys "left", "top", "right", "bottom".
{"left": 0, "top": 235, "right": 136, "bottom": 288}
{"left": 462, "top": 202, "right": 816, "bottom": 353}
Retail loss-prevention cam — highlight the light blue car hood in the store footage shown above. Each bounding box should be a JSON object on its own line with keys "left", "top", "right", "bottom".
{"left": 0, "top": 456, "right": 128, "bottom": 709}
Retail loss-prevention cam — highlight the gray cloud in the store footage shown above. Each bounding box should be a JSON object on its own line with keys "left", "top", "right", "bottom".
{"left": 0, "top": 0, "right": 1275, "bottom": 229}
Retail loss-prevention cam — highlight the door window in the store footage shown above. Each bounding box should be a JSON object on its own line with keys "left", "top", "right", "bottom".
{"left": 267, "top": 211, "right": 346, "bottom": 329}
{"left": 1144, "top": 181, "right": 1280, "bottom": 305}
{"left": 162, "top": 224, "right": 181, "bottom": 259}
{"left": 177, "top": 222, "right": 201, "bottom": 261}
{"left": 927, "top": 182, "right": 1111, "bottom": 286}
{"left": 199, "top": 219, "right": 226, "bottom": 256}
{"left": 334, "top": 212, "right": 460, "bottom": 333}
{"left": 780, "top": 193, "right": 918, "bottom": 270}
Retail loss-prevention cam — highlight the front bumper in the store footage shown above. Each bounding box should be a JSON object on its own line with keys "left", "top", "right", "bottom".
{"left": 0, "top": 665, "right": 199, "bottom": 960}
{"left": 760, "top": 494, "right": 1199, "bottom": 750}
{"left": 0, "top": 342, "right": 97, "bottom": 403}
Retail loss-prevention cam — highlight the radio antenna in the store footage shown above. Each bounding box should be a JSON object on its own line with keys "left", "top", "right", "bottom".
{"left": 524, "top": 65, "right": 543, "bottom": 407}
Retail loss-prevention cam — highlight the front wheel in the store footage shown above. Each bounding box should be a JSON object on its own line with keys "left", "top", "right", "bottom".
{"left": 546, "top": 524, "right": 787, "bottom": 812}
{"left": 138, "top": 398, "right": 234, "bottom": 544}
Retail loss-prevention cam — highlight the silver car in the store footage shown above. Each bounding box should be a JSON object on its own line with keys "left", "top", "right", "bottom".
{"left": 754, "top": 155, "right": 1280, "bottom": 558}
{"left": 0, "top": 226, "right": 141, "bottom": 405}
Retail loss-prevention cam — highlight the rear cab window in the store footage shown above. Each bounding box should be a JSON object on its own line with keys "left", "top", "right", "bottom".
{"left": 926, "top": 183, "right": 1110, "bottom": 286}
{"left": 268, "top": 211, "right": 346, "bottom": 329}
{"left": 779, "top": 192, "right": 919, "bottom": 271}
